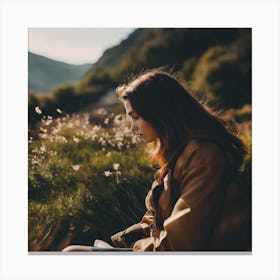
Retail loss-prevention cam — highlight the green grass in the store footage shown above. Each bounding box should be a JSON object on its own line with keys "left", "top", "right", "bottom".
{"left": 28, "top": 105, "right": 252, "bottom": 251}
{"left": 28, "top": 111, "right": 155, "bottom": 250}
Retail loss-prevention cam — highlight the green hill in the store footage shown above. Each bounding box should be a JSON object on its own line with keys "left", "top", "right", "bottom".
{"left": 81, "top": 28, "right": 251, "bottom": 108}
{"left": 29, "top": 28, "right": 251, "bottom": 127}
{"left": 28, "top": 52, "right": 91, "bottom": 94}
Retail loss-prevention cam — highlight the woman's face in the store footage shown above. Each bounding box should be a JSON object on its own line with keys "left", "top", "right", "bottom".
{"left": 124, "top": 99, "right": 159, "bottom": 143}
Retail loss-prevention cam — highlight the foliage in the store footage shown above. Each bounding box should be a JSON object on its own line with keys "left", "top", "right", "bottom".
{"left": 28, "top": 73, "right": 117, "bottom": 128}
{"left": 28, "top": 108, "right": 154, "bottom": 251}
{"left": 190, "top": 30, "right": 251, "bottom": 108}
{"left": 28, "top": 104, "right": 252, "bottom": 251}
{"left": 29, "top": 28, "right": 251, "bottom": 126}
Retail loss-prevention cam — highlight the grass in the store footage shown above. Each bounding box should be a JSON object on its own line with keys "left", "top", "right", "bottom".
{"left": 28, "top": 104, "right": 252, "bottom": 251}
{"left": 28, "top": 109, "right": 154, "bottom": 250}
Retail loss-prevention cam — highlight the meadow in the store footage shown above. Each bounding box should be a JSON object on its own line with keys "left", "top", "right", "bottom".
{"left": 28, "top": 104, "right": 251, "bottom": 251}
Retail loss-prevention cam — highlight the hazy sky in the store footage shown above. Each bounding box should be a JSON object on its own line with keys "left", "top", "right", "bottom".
{"left": 28, "top": 28, "right": 136, "bottom": 65}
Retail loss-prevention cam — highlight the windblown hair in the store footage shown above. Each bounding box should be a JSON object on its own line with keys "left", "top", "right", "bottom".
{"left": 116, "top": 69, "right": 247, "bottom": 181}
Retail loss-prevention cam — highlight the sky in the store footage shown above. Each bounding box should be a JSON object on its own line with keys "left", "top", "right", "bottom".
{"left": 28, "top": 28, "right": 136, "bottom": 65}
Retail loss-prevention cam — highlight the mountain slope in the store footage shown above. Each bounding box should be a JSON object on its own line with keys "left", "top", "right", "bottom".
{"left": 80, "top": 28, "right": 251, "bottom": 108}
{"left": 88, "top": 28, "right": 241, "bottom": 79}
{"left": 28, "top": 52, "right": 91, "bottom": 94}
{"left": 29, "top": 28, "right": 251, "bottom": 128}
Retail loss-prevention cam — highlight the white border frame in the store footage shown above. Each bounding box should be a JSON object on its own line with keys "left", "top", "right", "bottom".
{"left": 1, "top": 0, "right": 280, "bottom": 279}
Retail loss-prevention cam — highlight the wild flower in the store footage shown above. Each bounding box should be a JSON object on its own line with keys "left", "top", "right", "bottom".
{"left": 56, "top": 108, "right": 62, "bottom": 114}
{"left": 43, "top": 117, "right": 52, "bottom": 126}
{"left": 35, "top": 106, "right": 42, "bottom": 115}
{"left": 104, "top": 171, "right": 113, "bottom": 177}
{"left": 69, "top": 224, "right": 75, "bottom": 231}
{"left": 113, "top": 163, "right": 120, "bottom": 171}
{"left": 49, "top": 150, "right": 57, "bottom": 156}
{"left": 113, "top": 114, "right": 123, "bottom": 125}
{"left": 67, "top": 122, "right": 73, "bottom": 128}
{"left": 117, "top": 142, "right": 123, "bottom": 150}
{"left": 73, "top": 137, "right": 81, "bottom": 143}
{"left": 40, "top": 145, "right": 46, "bottom": 152}
{"left": 72, "top": 165, "right": 80, "bottom": 171}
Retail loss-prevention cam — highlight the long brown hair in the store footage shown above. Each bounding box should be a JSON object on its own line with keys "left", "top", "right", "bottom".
{"left": 116, "top": 69, "right": 247, "bottom": 181}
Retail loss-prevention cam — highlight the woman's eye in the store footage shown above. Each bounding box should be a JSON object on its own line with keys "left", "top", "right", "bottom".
{"left": 131, "top": 114, "right": 139, "bottom": 120}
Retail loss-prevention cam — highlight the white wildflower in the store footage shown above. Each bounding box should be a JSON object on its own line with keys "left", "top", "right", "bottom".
{"left": 44, "top": 119, "right": 52, "bottom": 126}
{"left": 67, "top": 123, "right": 73, "bottom": 128}
{"left": 117, "top": 142, "right": 123, "bottom": 150}
{"left": 35, "top": 106, "right": 42, "bottom": 115}
{"left": 123, "top": 127, "right": 130, "bottom": 134}
{"left": 56, "top": 108, "right": 62, "bottom": 114}
{"left": 132, "top": 135, "right": 140, "bottom": 144}
{"left": 39, "top": 127, "right": 47, "bottom": 133}
{"left": 40, "top": 145, "right": 46, "bottom": 152}
{"left": 49, "top": 150, "right": 57, "bottom": 156}
{"left": 73, "top": 137, "right": 81, "bottom": 143}
{"left": 114, "top": 114, "right": 123, "bottom": 124}
{"left": 72, "top": 164, "right": 80, "bottom": 171}
{"left": 113, "top": 163, "right": 120, "bottom": 171}
{"left": 99, "top": 137, "right": 106, "bottom": 146}
{"left": 104, "top": 170, "right": 112, "bottom": 177}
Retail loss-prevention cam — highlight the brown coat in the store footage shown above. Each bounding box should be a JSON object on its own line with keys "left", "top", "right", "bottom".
{"left": 111, "top": 139, "right": 251, "bottom": 251}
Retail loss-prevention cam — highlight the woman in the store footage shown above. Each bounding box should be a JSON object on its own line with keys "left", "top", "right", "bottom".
{"left": 63, "top": 69, "right": 251, "bottom": 252}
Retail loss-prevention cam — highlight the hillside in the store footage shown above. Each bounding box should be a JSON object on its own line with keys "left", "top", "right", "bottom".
{"left": 90, "top": 28, "right": 240, "bottom": 76}
{"left": 81, "top": 28, "right": 251, "bottom": 108}
{"left": 28, "top": 52, "right": 91, "bottom": 94}
{"left": 29, "top": 28, "right": 251, "bottom": 127}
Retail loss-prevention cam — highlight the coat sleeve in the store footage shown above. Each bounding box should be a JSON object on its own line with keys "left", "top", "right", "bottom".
{"left": 154, "top": 142, "right": 229, "bottom": 251}
{"left": 111, "top": 209, "right": 154, "bottom": 248}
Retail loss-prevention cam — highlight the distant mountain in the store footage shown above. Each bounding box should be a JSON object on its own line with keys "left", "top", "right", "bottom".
{"left": 28, "top": 52, "right": 91, "bottom": 94}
